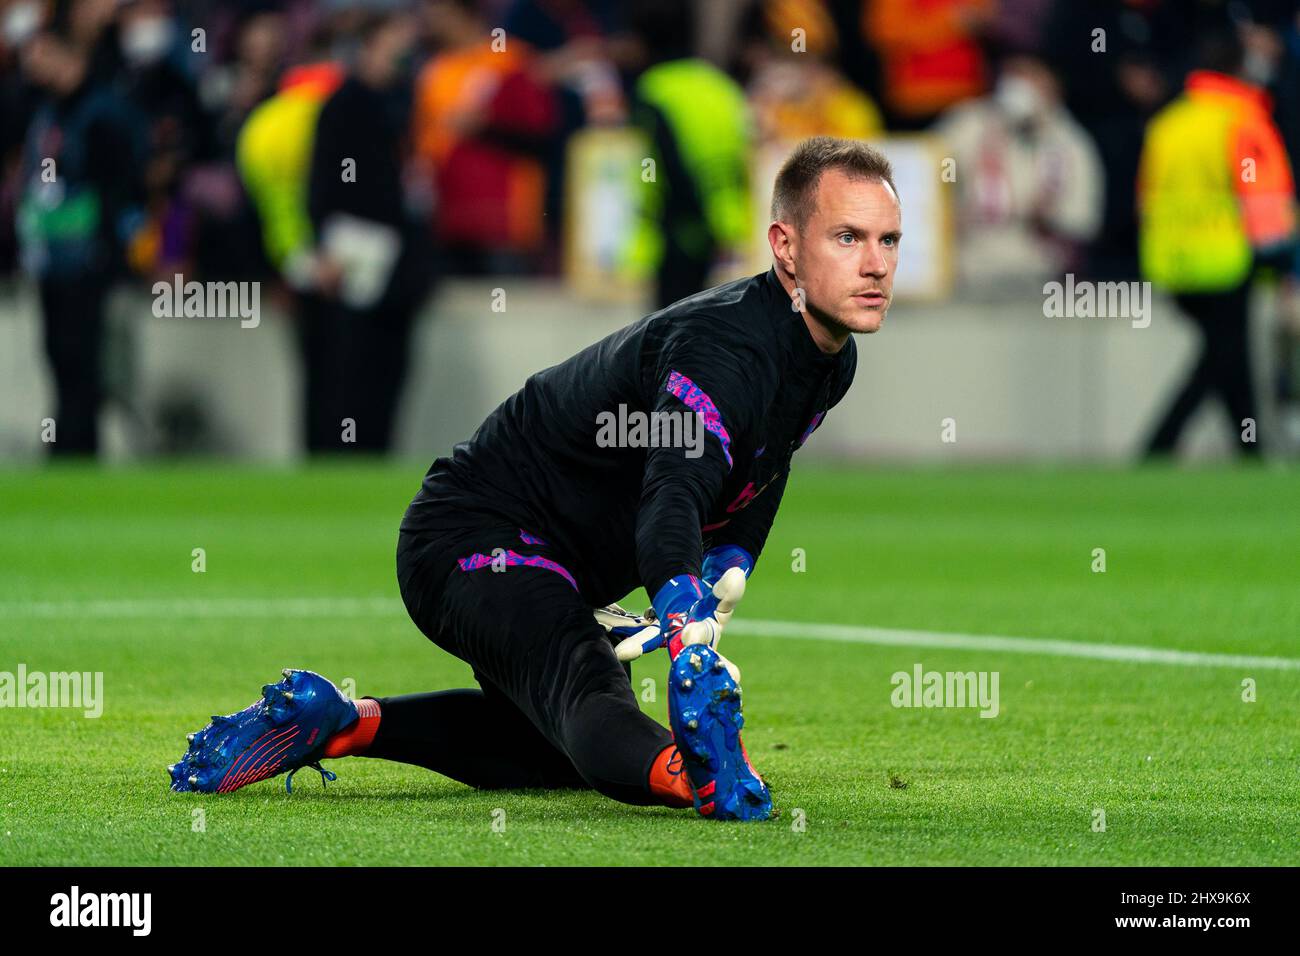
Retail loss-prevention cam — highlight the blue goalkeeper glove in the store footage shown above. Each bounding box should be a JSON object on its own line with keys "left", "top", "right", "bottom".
{"left": 612, "top": 567, "right": 746, "bottom": 673}
{"left": 701, "top": 544, "right": 753, "bottom": 588}
{"left": 702, "top": 545, "right": 753, "bottom": 586}
{"left": 699, "top": 545, "right": 753, "bottom": 634}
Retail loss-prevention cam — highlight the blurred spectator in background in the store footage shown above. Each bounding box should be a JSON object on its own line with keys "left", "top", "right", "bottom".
{"left": 744, "top": 0, "right": 884, "bottom": 144}
{"left": 115, "top": 0, "right": 213, "bottom": 279}
{"left": 1140, "top": 28, "right": 1297, "bottom": 458}
{"left": 1043, "top": 0, "right": 1204, "bottom": 282}
{"left": 304, "top": 9, "right": 432, "bottom": 452}
{"left": 864, "top": 0, "right": 994, "bottom": 129}
{"left": 235, "top": 25, "right": 345, "bottom": 453}
{"left": 986, "top": 0, "right": 1054, "bottom": 56}
{"left": 625, "top": 0, "right": 753, "bottom": 308}
{"left": 1275, "top": 7, "right": 1300, "bottom": 188}
{"left": 935, "top": 52, "right": 1103, "bottom": 293}
{"left": 235, "top": 26, "right": 342, "bottom": 292}
{"left": 183, "top": 6, "right": 291, "bottom": 284}
{"left": 412, "top": 0, "right": 559, "bottom": 274}
{"left": 58, "top": 0, "right": 122, "bottom": 84}
{"left": 1273, "top": 7, "right": 1300, "bottom": 437}
{"left": 200, "top": 6, "right": 288, "bottom": 158}
{"left": 1, "top": 0, "right": 45, "bottom": 274}
{"left": 16, "top": 21, "right": 147, "bottom": 455}
{"left": 503, "top": 0, "right": 628, "bottom": 269}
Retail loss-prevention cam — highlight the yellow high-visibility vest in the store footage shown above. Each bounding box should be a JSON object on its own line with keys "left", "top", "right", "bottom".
{"left": 1138, "top": 71, "right": 1296, "bottom": 293}
{"left": 235, "top": 65, "right": 343, "bottom": 269}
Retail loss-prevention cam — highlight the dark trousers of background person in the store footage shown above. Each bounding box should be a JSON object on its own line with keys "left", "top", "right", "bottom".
{"left": 298, "top": 292, "right": 415, "bottom": 454}
{"left": 38, "top": 272, "right": 108, "bottom": 456}
{"left": 1146, "top": 280, "right": 1261, "bottom": 457}
{"left": 437, "top": 246, "right": 533, "bottom": 277}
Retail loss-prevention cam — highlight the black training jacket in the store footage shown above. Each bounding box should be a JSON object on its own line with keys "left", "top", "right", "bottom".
{"left": 403, "top": 266, "right": 857, "bottom": 606}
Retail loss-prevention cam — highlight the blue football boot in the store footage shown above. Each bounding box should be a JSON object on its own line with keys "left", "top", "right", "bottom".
{"left": 169, "top": 669, "right": 358, "bottom": 794}
{"left": 668, "top": 644, "right": 773, "bottom": 821}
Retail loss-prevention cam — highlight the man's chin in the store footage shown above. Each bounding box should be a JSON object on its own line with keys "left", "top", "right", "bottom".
{"left": 848, "top": 309, "right": 886, "bottom": 334}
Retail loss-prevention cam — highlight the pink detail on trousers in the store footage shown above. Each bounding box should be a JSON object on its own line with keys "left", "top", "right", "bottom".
{"left": 457, "top": 549, "right": 578, "bottom": 590}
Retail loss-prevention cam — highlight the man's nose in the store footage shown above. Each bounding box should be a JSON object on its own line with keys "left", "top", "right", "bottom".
{"left": 861, "top": 241, "right": 888, "bottom": 277}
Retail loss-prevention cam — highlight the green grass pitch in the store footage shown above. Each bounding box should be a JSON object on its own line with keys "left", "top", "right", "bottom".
{"left": 1, "top": 462, "right": 1297, "bottom": 866}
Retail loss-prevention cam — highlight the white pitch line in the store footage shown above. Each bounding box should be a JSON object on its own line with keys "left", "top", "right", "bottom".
{"left": 0, "top": 597, "right": 401, "bottom": 619}
{"left": 2, "top": 597, "right": 1297, "bottom": 672}
{"left": 725, "top": 619, "right": 1300, "bottom": 672}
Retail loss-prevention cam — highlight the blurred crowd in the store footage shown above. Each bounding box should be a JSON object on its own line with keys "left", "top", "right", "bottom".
{"left": 2, "top": 0, "right": 1299, "bottom": 456}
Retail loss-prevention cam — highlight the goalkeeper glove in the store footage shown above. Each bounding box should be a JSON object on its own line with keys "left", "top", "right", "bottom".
{"left": 700, "top": 545, "right": 753, "bottom": 632}
{"left": 593, "top": 603, "right": 660, "bottom": 648}
{"left": 702, "top": 544, "right": 753, "bottom": 586}
{"left": 599, "top": 546, "right": 754, "bottom": 657}
{"left": 613, "top": 567, "right": 746, "bottom": 672}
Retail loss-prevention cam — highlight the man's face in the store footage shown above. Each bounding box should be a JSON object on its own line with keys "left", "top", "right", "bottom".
{"left": 363, "top": 15, "right": 416, "bottom": 86}
{"left": 22, "top": 34, "right": 83, "bottom": 93}
{"left": 786, "top": 171, "right": 901, "bottom": 335}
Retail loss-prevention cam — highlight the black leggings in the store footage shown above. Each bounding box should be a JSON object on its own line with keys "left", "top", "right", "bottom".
{"left": 377, "top": 522, "right": 673, "bottom": 805}
{"left": 363, "top": 687, "right": 588, "bottom": 791}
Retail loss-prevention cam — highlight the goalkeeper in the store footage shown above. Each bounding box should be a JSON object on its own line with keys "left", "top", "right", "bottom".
{"left": 170, "top": 137, "right": 901, "bottom": 821}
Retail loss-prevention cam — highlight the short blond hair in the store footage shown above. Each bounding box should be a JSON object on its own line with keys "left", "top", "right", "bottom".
{"left": 771, "top": 137, "right": 897, "bottom": 231}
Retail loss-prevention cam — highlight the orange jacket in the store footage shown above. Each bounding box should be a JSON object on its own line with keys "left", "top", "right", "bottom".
{"left": 411, "top": 42, "right": 557, "bottom": 251}
{"left": 864, "top": 0, "right": 992, "bottom": 120}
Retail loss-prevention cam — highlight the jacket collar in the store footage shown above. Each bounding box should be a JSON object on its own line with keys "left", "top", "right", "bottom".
{"left": 1185, "top": 70, "right": 1272, "bottom": 113}
{"left": 764, "top": 266, "right": 846, "bottom": 366}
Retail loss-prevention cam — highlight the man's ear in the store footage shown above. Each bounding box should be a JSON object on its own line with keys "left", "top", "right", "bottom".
{"left": 768, "top": 220, "right": 797, "bottom": 275}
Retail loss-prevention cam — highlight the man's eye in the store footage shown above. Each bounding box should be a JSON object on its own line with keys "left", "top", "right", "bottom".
{"left": 882, "top": 235, "right": 897, "bottom": 247}
{"left": 838, "top": 233, "right": 855, "bottom": 244}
